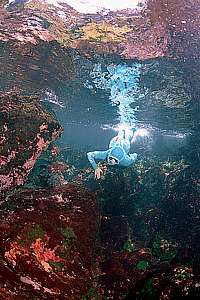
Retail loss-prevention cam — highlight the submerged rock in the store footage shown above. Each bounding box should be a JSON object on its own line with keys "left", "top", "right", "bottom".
{"left": 0, "top": 92, "right": 63, "bottom": 192}
{"left": 135, "top": 59, "right": 192, "bottom": 131}
{"left": 0, "top": 183, "right": 98, "bottom": 299}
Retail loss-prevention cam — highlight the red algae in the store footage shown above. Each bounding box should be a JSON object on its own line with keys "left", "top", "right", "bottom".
{"left": 0, "top": 184, "right": 99, "bottom": 299}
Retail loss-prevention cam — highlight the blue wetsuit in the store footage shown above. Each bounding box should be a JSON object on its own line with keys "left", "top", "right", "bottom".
{"left": 87, "top": 129, "right": 138, "bottom": 170}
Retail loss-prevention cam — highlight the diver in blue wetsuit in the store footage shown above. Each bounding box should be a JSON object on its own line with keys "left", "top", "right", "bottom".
{"left": 87, "top": 128, "right": 138, "bottom": 179}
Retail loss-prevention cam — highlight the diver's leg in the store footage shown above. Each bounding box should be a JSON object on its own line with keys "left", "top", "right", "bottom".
{"left": 109, "top": 135, "right": 118, "bottom": 148}
{"left": 109, "top": 129, "right": 124, "bottom": 148}
{"left": 109, "top": 128, "right": 134, "bottom": 149}
{"left": 120, "top": 128, "right": 135, "bottom": 153}
{"left": 124, "top": 128, "right": 134, "bottom": 142}
{"left": 116, "top": 129, "right": 125, "bottom": 139}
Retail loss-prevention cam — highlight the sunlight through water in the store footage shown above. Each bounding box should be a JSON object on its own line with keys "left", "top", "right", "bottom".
{"left": 44, "top": 0, "right": 144, "bottom": 13}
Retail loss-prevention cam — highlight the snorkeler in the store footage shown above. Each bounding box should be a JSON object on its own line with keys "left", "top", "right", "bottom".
{"left": 87, "top": 127, "right": 138, "bottom": 179}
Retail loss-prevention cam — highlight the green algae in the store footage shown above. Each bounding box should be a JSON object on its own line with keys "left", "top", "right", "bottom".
{"left": 123, "top": 238, "right": 135, "bottom": 253}
{"left": 27, "top": 224, "right": 45, "bottom": 242}
{"left": 150, "top": 234, "right": 177, "bottom": 262}
{"left": 136, "top": 260, "right": 149, "bottom": 271}
{"left": 82, "top": 288, "right": 108, "bottom": 300}
{"left": 2, "top": 200, "right": 17, "bottom": 211}
{"left": 58, "top": 248, "right": 70, "bottom": 259}
{"left": 60, "top": 226, "right": 76, "bottom": 247}
{"left": 136, "top": 277, "right": 156, "bottom": 300}
{"left": 19, "top": 224, "right": 45, "bottom": 246}
{"left": 48, "top": 261, "right": 64, "bottom": 272}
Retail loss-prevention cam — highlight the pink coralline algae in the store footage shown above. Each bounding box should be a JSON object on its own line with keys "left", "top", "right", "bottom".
{"left": 22, "top": 124, "right": 52, "bottom": 171}
{"left": 31, "top": 238, "right": 62, "bottom": 272}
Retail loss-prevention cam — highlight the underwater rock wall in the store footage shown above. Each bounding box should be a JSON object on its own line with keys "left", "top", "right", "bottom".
{"left": 137, "top": 59, "right": 193, "bottom": 131}
{"left": 0, "top": 92, "right": 63, "bottom": 193}
{"left": 0, "top": 40, "right": 81, "bottom": 94}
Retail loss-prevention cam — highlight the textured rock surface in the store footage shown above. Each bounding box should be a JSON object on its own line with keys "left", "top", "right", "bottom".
{"left": 147, "top": 0, "right": 200, "bottom": 60}
{"left": 0, "top": 40, "right": 79, "bottom": 94}
{"left": 135, "top": 60, "right": 192, "bottom": 131}
{"left": 0, "top": 92, "right": 63, "bottom": 192}
{"left": 0, "top": 0, "right": 199, "bottom": 60}
{"left": 0, "top": 183, "right": 98, "bottom": 299}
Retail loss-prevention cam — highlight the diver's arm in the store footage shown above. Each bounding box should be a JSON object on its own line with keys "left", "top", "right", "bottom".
{"left": 87, "top": 150, "right": 108, "bottom": 170}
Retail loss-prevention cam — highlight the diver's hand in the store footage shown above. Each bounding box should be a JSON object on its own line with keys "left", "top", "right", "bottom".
{"left": 94, "top": 167, "right": 103, "bottom": 180}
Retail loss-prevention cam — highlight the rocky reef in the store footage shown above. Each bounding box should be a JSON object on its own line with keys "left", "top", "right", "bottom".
{"left": 0, "top": 92, "right": 63, "bottom": 193}
{"left": 0, "top": 184, "right": 98, "bottom": 299}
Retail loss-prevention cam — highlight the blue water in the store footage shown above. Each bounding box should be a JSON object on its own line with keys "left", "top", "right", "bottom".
{"left": 47, "top": 60, "right": 190, "bottom": 161}
{"left": 0, "top": 39, "right": 191, "bottom": 160}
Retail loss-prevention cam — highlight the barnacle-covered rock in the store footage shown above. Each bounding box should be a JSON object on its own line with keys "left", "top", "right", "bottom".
{"left": 0, "top": 92, "right": 63, "bottom": 192}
